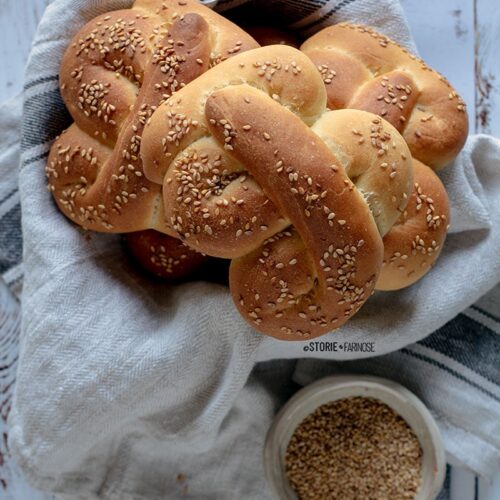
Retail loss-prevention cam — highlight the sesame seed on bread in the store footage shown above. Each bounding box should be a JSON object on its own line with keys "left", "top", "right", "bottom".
{"left": 141, "top": 45, "right": 414, "bottom": 339}
{"left": 301, "top": 23, "right": 468, "bottom": 169}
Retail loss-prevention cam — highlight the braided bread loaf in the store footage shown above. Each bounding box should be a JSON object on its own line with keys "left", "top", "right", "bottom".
{"left": 301, "top": 23, "right": 468, "bottom": 170}
{"left": 141, "top": 45, "right": 414, "bottom": 339}
{"left": 45, "top": 4, "right": 462, "bottom": 335}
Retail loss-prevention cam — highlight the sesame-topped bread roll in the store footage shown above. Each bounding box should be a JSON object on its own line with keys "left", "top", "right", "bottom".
{"left": 45, "top": 0, "right": 258, "bottom": 280}
{"left": 301, "top": 24, "right": 462, "bottom": 292}
{"left": 124, "top": 230, "right": 207, "bottom": 280}
{"left": 301, "top": 23, "right": 468, "bottom": 170}
{"left": 376, "top": 160, "right": 449, "bottom": 290}
{"left": 141, "top": 45, "right": 414, "bottom": 340}
{"left": 46, "top": 0, "right": 258, "bottom": 234}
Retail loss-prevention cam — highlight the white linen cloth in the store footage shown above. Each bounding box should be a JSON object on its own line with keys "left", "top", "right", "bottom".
{"left": 0, "top": 0, "right": 498, "bottom": 497}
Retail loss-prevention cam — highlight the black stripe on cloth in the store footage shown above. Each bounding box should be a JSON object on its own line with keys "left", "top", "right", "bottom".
{"left": 218, "top": 0, "right": 327, "bottom": 5}
{"left": 296, "top": 0, "right": 327, "bottom": 5}
{"left": 21, "top": 89, "right": 72, "bottom": 151}
{"left": 418, "top": 314, "right": 500, "bottom": 386}
{"left": 401, "top": 348, "right": 500, "bottom": 404}
{"left": 0, "top": 203, "right": 22, "bottom": 275}
{"left": 24, "top": 75, "right": 59, "bottom": 91}
{"left": 286, "top": 0, "right": 327, "bottom": 9}
{"left": 299, "top": 0, "right": 357, "bottom": 31}
{"left": 4, "top": 271, "right": 23, "bottom": 290}
{"left": 0, "top": 189, "right": 17, "bottom": 207}
{"left": 21, "top": 151, "right": 50, "bottom": 169}
{"left": 471, "top": 304, "right": 500, "bottom": 323}
{"left": 436, "top": 466, "right": 451, "bottom": 500}
{"left": 281, "top": 0, "right": 325, "bottom": 17}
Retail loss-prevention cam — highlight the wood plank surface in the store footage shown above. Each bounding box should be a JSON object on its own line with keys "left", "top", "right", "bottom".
{"left": 474, "top": 0, "right": 500, "bottom": 134}
{"left": 0, "top": 0, "right": 52, "bottom": 102}
{"left": 401, "top": 0, "right": 476, "bottom": 131}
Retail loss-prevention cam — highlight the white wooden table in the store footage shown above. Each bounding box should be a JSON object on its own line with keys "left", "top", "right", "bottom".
{"left": 0, "top": 1, "right": 499, "bottom": 499}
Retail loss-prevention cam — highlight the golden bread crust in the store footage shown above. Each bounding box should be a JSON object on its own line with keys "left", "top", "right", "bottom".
{"left": 301, "top": 23, "right": 468, "bottom": 169}
{"left": 46, "top": 0, "right": 258, "bottom": 233}
{"left": 141, "top": 45, "right": 414, "bottom": 339}
{"left": 207, "top": 86, "right": 384, "bottom": 340}
{"left": 376, "top": 160, "right": 449, "bottom": 290}
{"left": 124, "top": 229, "right": 207, "bottom": 279}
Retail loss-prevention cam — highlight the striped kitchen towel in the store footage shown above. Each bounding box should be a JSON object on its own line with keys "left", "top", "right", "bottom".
{"left": 0, "top": 0, "right": 499, "bottom": 498}
{"left": 0, "top": 97, "right": 23, "bottom": 297}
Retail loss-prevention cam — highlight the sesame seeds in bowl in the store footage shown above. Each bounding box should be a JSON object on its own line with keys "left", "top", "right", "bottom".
{"left": 264, "top": 375, "right": 446, "bottom": 500}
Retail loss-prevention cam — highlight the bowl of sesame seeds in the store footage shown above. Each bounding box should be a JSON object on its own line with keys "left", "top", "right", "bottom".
{"left": 264, "top": 375, "right": 446, "bottom": 500}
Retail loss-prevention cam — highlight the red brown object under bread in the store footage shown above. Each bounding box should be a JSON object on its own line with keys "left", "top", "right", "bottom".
{"left": 124, "top": 230, "right": 207, "bottom": 280}
{"left": 376, "top": 160, "right": 450, "bottom": 290}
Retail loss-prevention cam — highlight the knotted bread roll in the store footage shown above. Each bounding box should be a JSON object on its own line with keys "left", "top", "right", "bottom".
{"left": 301, "top": 23, "right": 468, "bottom": 170}
{"left": 47, "top": 0, "right": 258, "bottom": 233}
{"left": 46, "top": 0, "right": 258, "bottom": 278}
{"left": 141, "top": 45, "right": 414, "bottom": 339}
